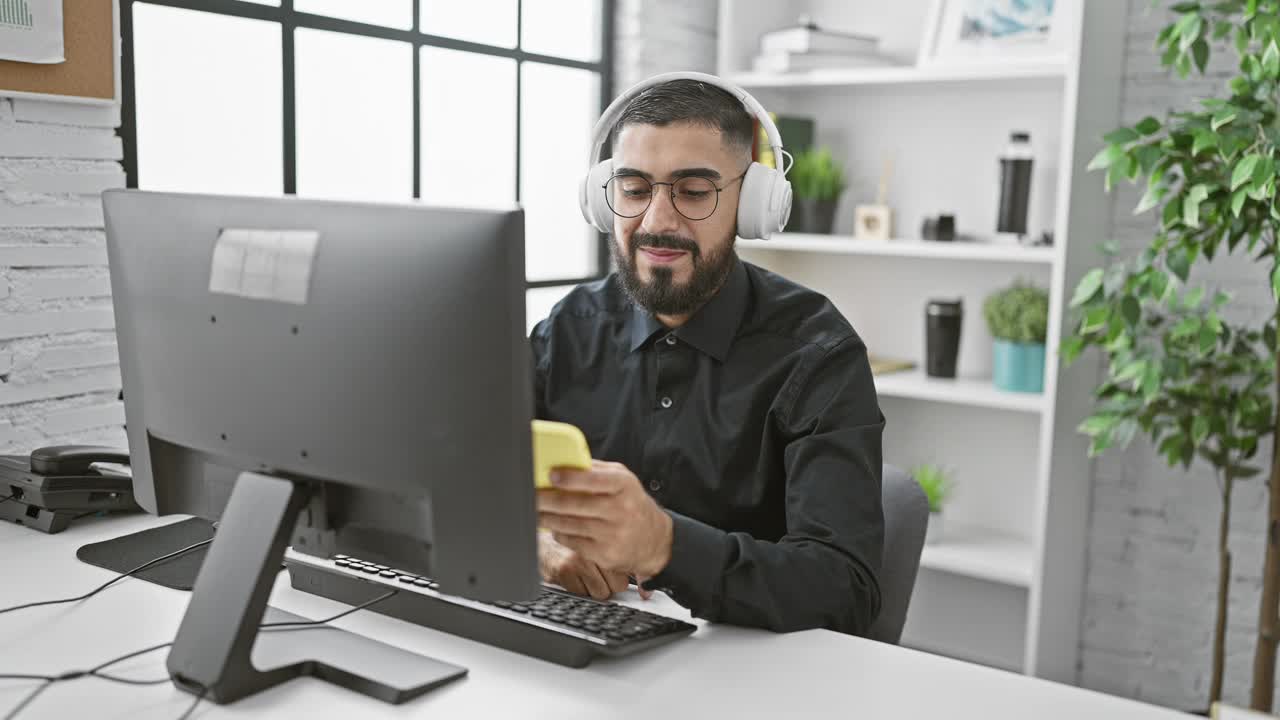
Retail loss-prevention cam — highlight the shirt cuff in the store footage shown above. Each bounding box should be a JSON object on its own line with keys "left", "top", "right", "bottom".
{"left": 641, "top": 510, "right": 729, "bottom": 617}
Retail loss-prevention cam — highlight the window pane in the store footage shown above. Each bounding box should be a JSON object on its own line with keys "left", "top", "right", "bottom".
{"left": 420, "top": 48, "right": 516, "bottom": 206}
{"left": 521, "top": 0, "right": 601, "bottom": 62}
{"left": 133, "top": 4, "right": 282, "bottom": 195}
{"left": 295, "top": 29, "right": 413, "bottom": 202}
{"left": 421, "top": 0, "right": 517, "bottom": 48}
{"left": 520, "top": 63, "right": 599, "bottom": 281}
{"left": 294, "top": 0, "right": 411, "bottom": 30}
{"left": 526, "top": 285, "right": 577, "bottom": 335}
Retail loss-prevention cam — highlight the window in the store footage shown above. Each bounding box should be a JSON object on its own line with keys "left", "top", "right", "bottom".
{"left": 120, "top": 0, "right": 614, "bottom": 331}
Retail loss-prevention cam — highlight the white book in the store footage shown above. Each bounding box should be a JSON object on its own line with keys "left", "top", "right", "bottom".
{"left": 759, "top": 26, "right": 879, "bottom": 55}
{"left": 752, "top": 51, "right": 896, "bottom": 74}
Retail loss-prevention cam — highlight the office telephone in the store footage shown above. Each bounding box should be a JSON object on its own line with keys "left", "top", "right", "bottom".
{"left": 0, "top": 445, "right": 140, "bottom": 533}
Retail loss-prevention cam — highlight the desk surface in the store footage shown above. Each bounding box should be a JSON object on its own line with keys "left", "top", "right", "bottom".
{"left": 0, "top": 515, "right": 1185, "bottom": 720}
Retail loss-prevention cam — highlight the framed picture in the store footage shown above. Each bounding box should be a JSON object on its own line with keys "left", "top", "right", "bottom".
{"left": 917, "top": 0, "right": 1069, "bottom": 66}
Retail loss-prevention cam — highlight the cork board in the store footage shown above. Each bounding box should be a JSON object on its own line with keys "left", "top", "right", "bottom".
{"left": 0, "top": 0, "right": 118, "bottom": 104}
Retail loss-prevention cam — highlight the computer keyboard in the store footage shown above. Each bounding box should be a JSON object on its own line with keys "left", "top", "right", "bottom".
{"left": 282, "top": 551, "right": 697, "bottom": 668}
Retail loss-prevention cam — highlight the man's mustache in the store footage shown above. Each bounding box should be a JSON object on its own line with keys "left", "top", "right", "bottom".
{"left": 633, "top": 233, "right": 699, "bottom": 258}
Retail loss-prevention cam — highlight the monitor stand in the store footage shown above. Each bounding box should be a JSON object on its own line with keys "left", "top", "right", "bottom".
{"left": 165, "top": 470, "right": 466, "bottom": 705}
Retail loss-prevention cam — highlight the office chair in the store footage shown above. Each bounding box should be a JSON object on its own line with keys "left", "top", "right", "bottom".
{"left": 867, "top": 464, "right": 929, "bottom": 644}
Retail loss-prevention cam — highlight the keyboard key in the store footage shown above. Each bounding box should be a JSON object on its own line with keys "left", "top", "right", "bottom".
{"left": 333, "top": 554, "right": 349, "bottom": 560}
{"left": 510, "top": 606, "right": 529, "bottom": 613}
{"left": 398, "top": 575, "right": 417, "bottom": 583}
{"left": 379, "top": 570, "right": 397, "bottom": 578}
{"left": 360, "top": 566, "right": 380, "bottom": 574}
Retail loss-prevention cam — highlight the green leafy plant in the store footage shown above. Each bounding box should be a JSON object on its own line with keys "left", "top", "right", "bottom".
{"left": 912, "top": 464, "right": 953, "bottom": 513}
{"left": 983, "top": 282, "right": 1049, "bottom": 344}
{"left": 788, "top": 148, "right": 846, "bottom": 201}
{"left": 1062, "top": 0, "right": 1280, "bottom": 709}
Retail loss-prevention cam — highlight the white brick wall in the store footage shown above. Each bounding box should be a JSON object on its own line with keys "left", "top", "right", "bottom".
{"left": 1078, "top": 2, "right": 1280, "bottom": 710}
{"left": 0, "top": 96, "right": 126, "bottom": 452}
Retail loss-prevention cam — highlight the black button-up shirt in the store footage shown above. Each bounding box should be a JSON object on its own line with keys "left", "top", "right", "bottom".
{"left": 529, "top": 256, "right": 885, "bottom": 635}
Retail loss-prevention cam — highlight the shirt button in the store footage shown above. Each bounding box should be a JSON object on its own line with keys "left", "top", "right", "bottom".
{"left": 664, "top": 335, "right": 677, "bottom": 346}
{"left": 660, "top": 396, "right": 673, "bottom": 409}
{"left": 649, "top": 479, "right": 662, "bottom": 492}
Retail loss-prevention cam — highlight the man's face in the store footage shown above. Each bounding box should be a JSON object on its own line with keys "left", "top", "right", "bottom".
{"left": 609, "top": 122, "right": 745, "bottom": 317}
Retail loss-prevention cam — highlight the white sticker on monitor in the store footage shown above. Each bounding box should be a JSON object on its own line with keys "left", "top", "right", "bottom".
{"left": 210, "top": 229, "right": 319, "bottom": 305}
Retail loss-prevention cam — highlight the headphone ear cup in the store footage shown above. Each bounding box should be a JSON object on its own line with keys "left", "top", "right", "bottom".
{"left": 736, "top": 162, "right": 792, "bottom": 240}
{"left": 579, "top": 160, "right": 616, "bottom": 234}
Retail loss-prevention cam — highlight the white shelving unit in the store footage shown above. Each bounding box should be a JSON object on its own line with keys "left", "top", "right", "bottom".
{"left": 919, "top": 525, "right": 1034, "bottom": 587}
{"left": 874, "top": 370, "right": 1047, "bottom": 414}
{"left": 720, "top": 0, "right": 1128, "bottom": 683}
{"left": 739, "top": 234, "right": 1057, "bottom": 264}
{"left": 727, "top": 61, "right": 1067, "bottom": 89}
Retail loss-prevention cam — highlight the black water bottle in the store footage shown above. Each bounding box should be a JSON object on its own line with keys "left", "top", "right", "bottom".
{"left": 926, "top": 299, "right": 963, "bottom": 379}
{"left": 997, "top": 131, "right": 1033, "bottom": 237}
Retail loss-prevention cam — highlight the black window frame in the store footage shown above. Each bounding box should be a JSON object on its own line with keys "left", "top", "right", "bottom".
{"left": 118, "top": 0, "right": 614, "bottom": 289}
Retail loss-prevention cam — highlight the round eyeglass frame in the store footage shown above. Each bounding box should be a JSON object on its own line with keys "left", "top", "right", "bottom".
{"left": 601, "top": 169, "right": 749, "bottom": 221}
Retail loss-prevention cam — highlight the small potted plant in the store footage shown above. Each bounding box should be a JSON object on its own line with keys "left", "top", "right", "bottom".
{"left": 983, "top": 281, "right": 1049, "bottom": 394}
{"left": 913, "top": 463, "right": 953, "bottom": 545}
{"left": 784, "top": 147, "right": 846, "bottom": 235}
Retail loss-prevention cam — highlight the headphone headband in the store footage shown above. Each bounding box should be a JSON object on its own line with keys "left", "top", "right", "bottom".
{"left": 586, "top": 71, "right": 786, "bottom": 170}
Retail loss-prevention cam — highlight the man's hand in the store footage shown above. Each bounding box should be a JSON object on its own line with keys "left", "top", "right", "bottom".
{"left": 535, "top": 460, "right": 674, "bottom": 579}
{"left": 537, "top": 530, "right": 629, "bottom": 600}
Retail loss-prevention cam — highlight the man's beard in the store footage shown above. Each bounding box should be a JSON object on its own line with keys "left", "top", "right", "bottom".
{"left": 612, "top": 230, "right": 736, "bottom": 316}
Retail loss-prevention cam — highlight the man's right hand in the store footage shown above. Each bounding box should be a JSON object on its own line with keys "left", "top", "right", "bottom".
{"left": 537, "top": 529, "right": 629, "bottom": 601}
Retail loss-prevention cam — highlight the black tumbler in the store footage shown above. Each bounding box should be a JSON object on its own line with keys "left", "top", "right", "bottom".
{"left": 926, "top": 299, "right": 963, "bottom": 378}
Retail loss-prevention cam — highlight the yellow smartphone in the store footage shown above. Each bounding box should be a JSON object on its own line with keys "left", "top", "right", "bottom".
{"left": 531, "top": 419, "right": 592, "bottom": 488}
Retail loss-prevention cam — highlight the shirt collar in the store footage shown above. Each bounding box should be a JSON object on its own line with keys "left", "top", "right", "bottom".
{"left": 626, "top": 255, "right": 748, "bottom": 363}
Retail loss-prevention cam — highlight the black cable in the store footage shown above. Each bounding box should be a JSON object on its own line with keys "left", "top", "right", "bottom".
{"left": 0, "top": 538, "right": 212, "bottom": 617}
{"left": 175, "top": 683, "right": 206, "bottom": 720}
{"left": 259, "top": 588, "right": 399, "bottom": 630}
{"left": 0, "top": 587, "right": 402, "bottom": 719}
{"left": 2, "top": 681, "right": 51, "bottom": 720}
{"left": 0, "top": 495, "right": 14, "bottom": 505}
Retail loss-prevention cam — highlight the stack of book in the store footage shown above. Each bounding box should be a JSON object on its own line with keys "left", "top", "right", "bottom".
{"left": 753, "top": 19, "right": 896, "bottom": 74}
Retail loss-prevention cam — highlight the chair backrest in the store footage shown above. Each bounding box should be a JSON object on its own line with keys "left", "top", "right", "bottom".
{"left": 867, "top": 464, "right": 929, "bottom": 644}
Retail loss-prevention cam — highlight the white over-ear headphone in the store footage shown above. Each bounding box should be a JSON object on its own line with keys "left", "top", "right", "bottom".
{"left": 577, "top": 71, "right": 793, "bottom": 241}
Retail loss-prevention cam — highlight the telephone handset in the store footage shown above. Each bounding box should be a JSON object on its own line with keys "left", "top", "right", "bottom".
{"left": 29, "top": 445, "right": 130, "bottom": 476}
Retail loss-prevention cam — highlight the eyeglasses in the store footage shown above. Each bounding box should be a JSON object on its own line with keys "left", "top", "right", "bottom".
{"left": 603, "top": 170, "right": 748, "bottom": 221}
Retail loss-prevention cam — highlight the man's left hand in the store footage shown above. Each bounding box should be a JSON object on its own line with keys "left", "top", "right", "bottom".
{"left": 535, "top": 460, "right": 673, "bottom": 580}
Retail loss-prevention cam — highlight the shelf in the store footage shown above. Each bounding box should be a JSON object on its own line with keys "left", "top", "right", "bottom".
{"left": 920, "top": 524, "right": 1034, "bottom": 588}
{"left": 738, "top": 234, "right": 1056, "bottom": 264}
{"left": 873, "top": 370, "right": 1046, "bottom": 414}
{"left": 727, "top": 61, "right": 1067, "bottom": 89}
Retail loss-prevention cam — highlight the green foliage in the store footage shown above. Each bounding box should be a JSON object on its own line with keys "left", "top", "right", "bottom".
{"left": 1065, "top": 0, "right": 1280, "bottom": 476}
{"left": 912, "top": 464, "right": 953, "bottom": 513}
{"left": 788, "top": 148, "right": 847, "bottom": 201}
{"left": 984, "top": 281, "right": 1050, "bottom": 344}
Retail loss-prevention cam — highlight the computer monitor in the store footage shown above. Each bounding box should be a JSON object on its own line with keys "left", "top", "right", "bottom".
{"left": 102, "top": 189, "right": 540, "bottom": 703}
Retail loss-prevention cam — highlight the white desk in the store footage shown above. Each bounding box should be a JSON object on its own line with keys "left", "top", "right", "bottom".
{"left": 1, "top": 514, "right": 1184, "bottom": 719}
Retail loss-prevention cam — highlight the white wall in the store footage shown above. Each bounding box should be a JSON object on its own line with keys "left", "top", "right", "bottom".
{"left": 0, "top": 98, "right": 127, "bottom": 453}
{"left": 614, "top": 0, "right": 718, "bottom": 89}
{"left": 1077, "top": 2, "right": 1279, "bottom": 710}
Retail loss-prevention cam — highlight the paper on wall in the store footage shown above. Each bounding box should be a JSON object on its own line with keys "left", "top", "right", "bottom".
{"left": 0, "top": 0, "right": 64, "bottom": 64}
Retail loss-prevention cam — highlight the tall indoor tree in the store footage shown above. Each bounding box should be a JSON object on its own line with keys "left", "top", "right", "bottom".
{"left": 1064, "top": 0, "right": 1280, "bottom": 709}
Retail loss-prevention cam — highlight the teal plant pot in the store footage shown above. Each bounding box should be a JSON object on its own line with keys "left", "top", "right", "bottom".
{"left": 993, "top": 340, "right": 1045, "bottom": 393}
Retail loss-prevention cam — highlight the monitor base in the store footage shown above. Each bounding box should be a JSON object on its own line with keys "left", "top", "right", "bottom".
{"left": 165, "top": 471, "right": 466, "bottom": 705}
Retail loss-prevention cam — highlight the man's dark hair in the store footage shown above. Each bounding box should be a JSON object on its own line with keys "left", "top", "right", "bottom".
{"left": 609, "top": 79, "right": 754, "bottom": 160}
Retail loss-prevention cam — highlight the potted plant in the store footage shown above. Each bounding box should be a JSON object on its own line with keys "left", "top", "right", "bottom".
{"left": 784, "top": 147, "right": 846, "bottom": 234}
{"left": 983, "top": 281, "right": 1049, "bottom": 393}
{"left": 1062, "top": 1, "right": 1280, "bottom": 709}
{"left": 913, "top": 463, "right": 953, "bottom": 545}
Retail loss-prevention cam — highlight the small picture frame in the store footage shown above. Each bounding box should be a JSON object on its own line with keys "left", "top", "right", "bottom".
{"left": 855, "top": 205, "right": 892, "bottom": 241}
{"left": 917, "top": 0, "right": 1070, "bottom": 67}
